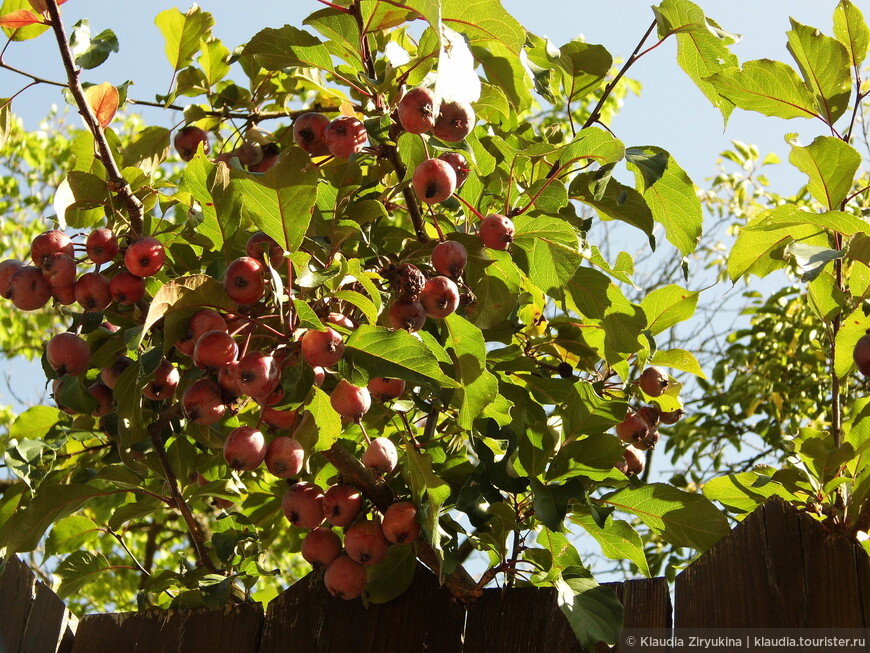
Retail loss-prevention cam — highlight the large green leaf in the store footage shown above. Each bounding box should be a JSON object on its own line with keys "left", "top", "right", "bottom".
{"left": 547, "top": 435, "right": 624, "bottom": 483}
{"left": 441, "top": 0, "right": 524, "bottom": 53}
{"left": 141, "top": 275, "right": 234, "bottom": 343}
{"left": 512, "top": 215, "right": 581, "bottom": 298}
{"left": 565, "top": 268, "right": 646, "bottom": 363}
{"left": 786, "top": 19, "right": 851, "bottom": 126}
{"left": 232, "top": 148, "right": 319, "bottom": 255}
{"left": 403, "top": 443, "right": 450, "bottom": 553}
{"left": 9, "top": 406, "right": 62, "bottom": 441}
{"left": 625, "top": 146, "right": 702, "bottom": 255}
{"left": 557, "top": 41, "right": 612, "bottom": 103}
{"left": 241, "top": 24, "right": 334, "bottom": 72}
{"left": 834, "top": 0, "right": 870, "bottom": 68}
{"left": 835, "top": 304, "right": 870, "bottom": 379}
{"left": 572, "top": 512, "right": 651, "bottom": 577}
{"left": 179, "top": 153, "right": 240, "bottom": 255}
{"left": 703, "top": 472, "right": 801, "bottom": 515}
{"left": 465, "top": 250, "right": 522, "bottom": 330}
{"left": 155, "top": 6, "right": 213, "bottom": 73}
{"left": 294, "top": 387, "right": 341, "bottom": 452}
{"left": 600, "top": 483, "right": 730, "bottom": 551}
{"left": 570, "top": 172, "right": 654, "bottom": 236}
{"left": 444, "top": 314, "right": 500, "bottom": 428}
{"left": 559, "top": 127, "right": 625, "bottom": 168}
{"left": 653, "top": 0, "right": 738, "bottom": 121}
{"left": 1, "top": 483, "right": 104, "bottom": 554}
{"left": 57, "top": 551, "right": 112, "bottom": 599}
{"left": 344, "top": 325, "right": 460, "bottom": 389}
{"left": 45, "top": 515, "right": 101, "bottom": 556}
{"left": 788, "top": 136, "right": 861, "bottom": 210}
{"left": 556, "top": 572, "right": 623, "bottom": 650}
{"left": 727, "top": 205, "right": 831, "bottom": 280}
{"left": 705, "top": 59, "right": 820, "bottom": 120}
{"left": 365, "top": 544, "right": 417, "bottom": 604}
{"left": 640, "top": 284, "right": 699, "bottom": 335}
{"left": 561, "top": 382, "right": 626, "bottom": 441}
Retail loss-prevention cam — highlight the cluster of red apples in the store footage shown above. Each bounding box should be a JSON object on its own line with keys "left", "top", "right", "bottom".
{"left": 614, "top": 366, "right": 684, "bottom": 476}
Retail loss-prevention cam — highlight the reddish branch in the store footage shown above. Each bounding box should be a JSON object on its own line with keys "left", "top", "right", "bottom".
{"left": 43, "top": 0, "right": 145, "bottom": 237}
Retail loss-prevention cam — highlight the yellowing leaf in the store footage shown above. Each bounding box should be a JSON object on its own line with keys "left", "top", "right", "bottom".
{"left": 84, "top": 82, "right": 119, "bottom": 128}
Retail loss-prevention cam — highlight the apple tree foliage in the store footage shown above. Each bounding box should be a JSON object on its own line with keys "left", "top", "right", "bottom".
{"left": 0, "top": 0, "right": 867, "bottom": 647}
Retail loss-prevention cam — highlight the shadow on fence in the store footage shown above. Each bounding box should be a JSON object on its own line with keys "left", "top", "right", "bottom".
{"left": 1, "top": 497, "right": 867, "bottom": 653}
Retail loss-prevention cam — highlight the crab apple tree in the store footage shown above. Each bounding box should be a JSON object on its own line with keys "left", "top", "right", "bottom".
{"left": 0, "top": 0, "right": 779, "bottom": 647}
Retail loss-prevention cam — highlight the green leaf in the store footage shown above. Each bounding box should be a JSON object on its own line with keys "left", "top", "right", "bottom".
{"left": 57, "top": 551, "right": 112, "bottom": 599}
{"left": 142, "top": 275, "right": 234, "bottom": 345}
{"left": 834, "top": 0, "right": 870, "bottom": 68}
{"left": 547, "top": 435, "right": 624, "bottom": 483}
{"left": 705, "top": 59, "right": 820, "bottom": 120}
{"left": 365, "top": 544, "right": 417, "bottom": 604}
{"left": 788, "top": 135, "right": 861, "bottom": 210}
{"left": 232, "top": 149, "right": 319, "bottom": 255}
{"left": 441, "top": 0, "right": 525, "bottom": 53}
{"left": 69, "top": 20, "right": 119, "bottom": 70}
{"left": 650, "top": 348, "right": 706, "bottom": 378}
{"left": 464, "top": 250, "right": 522, "bottom": 330}
{"left": 653, "top": 0, "right": 739, "bottom": 121}
{"left": 122, "top": 126, "right": 170, "bottom": 172}
{"left": 640, "top": 284, "right": 699, "bottom": 335}
{"left": 344, "top": 325, "right": 460, "bottom": 390}
{"left": 559, "top": 126, "right": 625, "bottom": 168}
{"left": 304, "top": 8, "right": 362, "bottom": 70}
{"left": 198, "top": 37, "right": 230, "bottom": 87}
{"left": 785, "top": 242, "right": 843, "bottom": 281}
{"left": 295, "top": 388, "right": 341, "bottom": 452}
{"left": 155, "top": 6, "right": 213, "bottom": 73}
{"left": 572, "top": 512, "right": 651, "bottom": 577}
{"left": 0, "top": 95, "right": 12, "bottom": 151}
{"left": 557, "top": 40, "right": 612, "bottom": 102}
{"left": 45, "top": 515, "right": 100, "bottom": 556}
{"left": 1, "top": 483, "right": 103, "bottom": 554}
{"left": 835, "top": 304, "right": 870, "bottom": 378}
{"left": 625, "top": 146, "right": 702, "bottom": 255}
{"left": 241, "top": 24, "right": 334, "bottom": 72}
{"left": 570, "top": 172, "right": 654, "bottom": 236}
{"left": 786, "top": 19, "right": 851, "bottom": 126}
{"left": 443, "top": 314, "right": 500, "bottom": 428}
{"left": 9, "top": 405, "right": 62, "bottom": 441}
{"left": 727, "top": 205, "right": 830, "bottom": 280}
{"left": 179, "top": 153, "right": 239, "bottom": 254}
{"left": 108, "top": 497, "right": 164, "bottom": 531}
{"left": 703, "top": 472, "right": 800, "bottom": 515}
{"left": 561, "top": 382, "right": 626, "bottom": 441}
{"left": 600, "top": 483, "right": 730, "bottom": 551}
{"left": 556, "top": 572, "right": 623, "bottom": 650}
{"left": 512, "top": 215, "right": 581, "bottom": 298}
{"left": 565, "top": 268, "right": 646, "bottom": 363}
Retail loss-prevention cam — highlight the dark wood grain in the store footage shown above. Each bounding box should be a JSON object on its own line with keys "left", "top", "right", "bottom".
{"left": 260, "top": 564, "right": 464, "bottom": 653}
{"left": 675, "top": 496, "right": 870, "bottom": 629}
{"left": 70, "top": 603, "right": 263, "bottom": 653}
{"left": 0, "top": 556, "right": 78, "bottom": 653}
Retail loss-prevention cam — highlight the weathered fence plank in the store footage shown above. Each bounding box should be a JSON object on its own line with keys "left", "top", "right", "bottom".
{"left": 463, "top": 578, "right": 671, "bottom": 653}
{"left": 69, "top": 603, "right": 263, "bottom": 653}
{"left": 675, "top": 496, "right": 870, "bottom": 628}
{"left": 0, "top": 555, "right": 77, "bottom": 653}
{"left": 260, "top": 564, "right": 464, "bottom": 653}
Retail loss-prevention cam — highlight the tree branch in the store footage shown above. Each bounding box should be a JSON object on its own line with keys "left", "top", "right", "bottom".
{"left": 43, "top": 0, "right": 145, "bottom": 237}
{"left": 147, "top": 403, "right": 219, "bottom": 573}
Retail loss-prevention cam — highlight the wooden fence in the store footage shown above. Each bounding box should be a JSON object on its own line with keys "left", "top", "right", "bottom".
{"left": 1, "top": 497, "right": 868, "bottom": 653}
